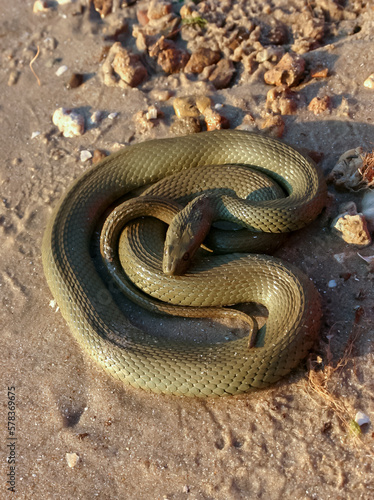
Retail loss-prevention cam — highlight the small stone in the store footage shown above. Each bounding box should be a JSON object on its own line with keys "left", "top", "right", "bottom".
{"left": 256, "top": 46, "right": 284, "bottom": 63}
{"left": 56, "top": 65, "right": 68, "bottom": 77}
{"left": 184, "top": 48, "right": 221, "bottom": 74}
{"left": 266, "top": 85, "right": 298, "bottom": 115}
{"left": 173, "top": 96, "right": 200, "bottom": 118}
{"left": 308, "top": 96, "right": 331, "bottom": 115}
{"left": 195, "top": 96, "right": 212, "bottom": 114}
{"left": 260, "top": 115, "right": 285, "bottom": 138}
{"left": 66, "top": 452, "right": 79, "bottom": 468}
{"left": 204, "top": 108, "right": 229, "bottom": 131}
{"left": 66, "top": 73, "right": 84, "bottom": 89}
{"left": 145, "top": 105, "right": 159, "bottom": 120}
{"left": 208, "top": 59, "right": 235, "bottom": 89}
{"left": 147, "top": 0, "right": 172, "bottom": 20}
{"left": 149, "top": 89, "right": 173, "bottom": 102}
{"left": 80, "top": 150, "right": 93, "bottom": 162}
{"left": 149, "top": 37, "right": 190, "bottom": 74}
{"left": 363, "top": 74, "right": 374, "bottom": 89}
{"left": 310, "top": 66, "right": 329, "bottom": 78}
{"left": 31, "top": 131, "right": 41, "bottom": 139}
{"left": 92, "top": 0, "right": 113, "bottom": 18}
{"left": 108, "top": 112, "right": 118, "bottom": 120}
{"left": 93, "top": 149, "right": 107, "bottom": 164}
{"left": 112, "top": 48, "right": 147, "bottom": 87}
{"left": 52, "top": 108, "right": 85, "bottom": 137}
{"left": 355, "top": 411, "right": 370, "bottom": 426}
{"left": 7, "top": 70, "right": 19, "bottom": 86}
{"left": 264, "top": 52, "right": 305, "bottom": 87}
{"left": 333, "top": 213, "right": 371, "bottom": 247}
{"left": 33, "top": 0, "right": 50, "bottom": 13}
{"left": 101, "top": 43, "right": 148, "bottom": 88}
{"left": 170, "top": 117, "right": 201, "bottom": 136}
{"left": 328, "top": 280, "right": 337, "bottom": 288}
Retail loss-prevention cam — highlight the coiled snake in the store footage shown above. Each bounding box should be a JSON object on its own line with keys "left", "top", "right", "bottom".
{"left": 42, "top": 130, "right": 327, "bottom": 397}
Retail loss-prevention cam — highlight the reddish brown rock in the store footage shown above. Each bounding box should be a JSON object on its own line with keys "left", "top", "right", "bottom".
{"left": 184, "top": 48, "right": 221, "bottom": 74}
{"left": 149, "top": 37, "right": 190, "bottom": 74}
{"left": 264, "top": 52, "right": 305, "bottom": 87}
{"left": 308, "top": 95, "right": 331, "bottom": 115}
{"left": 147, "top": 0, "right": 172, "bottom": 20}
{"left": 204, "top": 108, "right": 230, "bottom": 131}
{"left": 266, "top": 85, "right": 298, "bottom": 115}
{"left": 208, "top": 59, "right": 235, "bottom": 89}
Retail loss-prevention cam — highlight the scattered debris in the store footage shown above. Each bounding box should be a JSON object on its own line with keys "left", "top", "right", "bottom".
{"left": 149, "top": 37, "right": 190, "bottom": 74}
{"left": 207, "top": 58, "right": 235, "bottom": 89}
{"left": 92, "top": 0, "right": 113, "bottom": 18}
{"left": 363, "top": 73, "right": 374, "bottom": 89}
{"left": 332, "top": 207, "right": 371, "bottom": 247}
{"left": 66, "top": 72, "right": 84, "bottom": 89}
{"left": 355, "top": 411, "right": 371, "bottom": 427}
{"left": 52, "top": 107, "right": 85, "bottom": 137}
{"left": 308, "top": 95, "right": 331, "bottom": 115}
{"left": 66, "top": 452, "right": 79, "bottom": 468}
{"left": 260, "top": 115, "right": 285, "bottom": 138}
{"left": 92, "top": 149, "right": 107, "bottom": 164}
{"left": 101, "top": 42, "right": 148, "bottom": 88}
{"left": 56, "top": 65, "right": 68, "bottom": 77}
{"left": 327, "top": 148, "right": 365, "bottom": 190}
{"left": 170, "top": 116, "right": 201, "bottom": 136}
{"left": 184, "top": 47, "right": 221, "bottom": 74}
{"left": 80, "top": 150, "right": 93, "bottom": 162}
{"left": 264, "top": 52, "right": 305, "bottom": 87}
{"left": 265, "top": 85, "right": 298, "bottom": 115}
{"left": 358, "top": 151, "right": 374, "bottom": 187}
{"left": 29, "top": 45, "right": 41, "bottom": 86}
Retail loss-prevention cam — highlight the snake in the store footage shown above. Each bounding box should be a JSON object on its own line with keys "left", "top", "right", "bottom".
{"left": 42, "top": 130, "right": 327, "bottom": 397}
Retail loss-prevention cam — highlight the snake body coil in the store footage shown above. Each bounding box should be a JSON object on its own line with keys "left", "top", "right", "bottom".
{"left": 42, "top": 130, "right": 327, "bottom": 396}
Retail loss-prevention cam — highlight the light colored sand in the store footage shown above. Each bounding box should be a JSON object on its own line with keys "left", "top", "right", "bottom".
{"left": 1, "top": 1, "right": 373, "bottom": 498}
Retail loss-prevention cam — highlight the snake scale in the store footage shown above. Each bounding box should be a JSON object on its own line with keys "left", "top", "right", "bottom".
{"left": 42, "top": 130, "right": 327, "bottom": 397}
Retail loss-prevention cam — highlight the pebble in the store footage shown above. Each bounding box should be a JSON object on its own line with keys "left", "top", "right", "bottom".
{"left": 33, "top": 0, "right": 50, "bottom": 13}
{"left": 265, "top": 85, "right": 298, "bottom": 115}
{"left": 264, "top": 52, "right": 305, "bottom": 87}
{"left": 92, "top": 0, "right": 113, "bottom": 18}
{"left": 80, "top": 150, "right": 93, "bottom": 162}
{"left": 108, "top": 112, "right": 119, "bottom": 120}
{"left": 308, "top": 95, "right": 331, "bottom": 115}
{"left": 101, "top": 42, "right": 148, "bottom": 88}
{"left": 354, "top": 411, "right": 370, "bottom": 426}
{"left": 173, "top": 96, "right": 200, "bottom": 118}
{"left": 328, "top": 280, "right": 337, "bottom": 288}
{"left": 208, "top": 58, "right": 235, "bottom": 89}
{"left": 361, "top": 190, "right": 374, "bottom": 231}
{"left": 92, "top": 149, "right": 107, "bottom": 164}
{"left": 332, "top": 212, "right": 371, "bottom": 247}
{"left": 52, "top": 108, "right": 85, "bottom": 137}
{"left": 184, "top": 48, "right": 221, "bottom": 74}
{"left": 66, "top": 452, "right": 79, "bottom": 468}
{"left": 56, "top": 65, "right": 68, "bottom": 77}
{"left": 363, "top": 74, "right": 374, "bottom": 89}
{"left": 66, "top": 73, "right": 84, "bottom": 89}
{"left": 204, "top": 108, "right": 229, "bottom": 131}
{"left": 149, "top": 37, "right": 190, "bottom": 74}
{"left": 170, "top": 117, "right": 201, "bottom": 136}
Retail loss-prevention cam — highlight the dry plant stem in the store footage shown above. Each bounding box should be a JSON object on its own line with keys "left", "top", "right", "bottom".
{"left": 305, "top": 323, "right": 373, "bottom": 454}
{"left": 30, "top": 45, "right": 41, "bottom": 86}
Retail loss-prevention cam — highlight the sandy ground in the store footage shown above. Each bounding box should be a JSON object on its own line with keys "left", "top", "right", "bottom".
{"left": 1, "top": 1, "right": 374, "bottom": 499}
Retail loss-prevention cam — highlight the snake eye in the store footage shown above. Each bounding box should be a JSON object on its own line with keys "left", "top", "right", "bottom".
{"left": 182, "top": 252, "right": 190, "bottom": 261}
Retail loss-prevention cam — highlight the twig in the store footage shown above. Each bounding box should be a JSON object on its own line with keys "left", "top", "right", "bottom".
{"left": 30, "top": 45, "right": 41, "bottom": 86}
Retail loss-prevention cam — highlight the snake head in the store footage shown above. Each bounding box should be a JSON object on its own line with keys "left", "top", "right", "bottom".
{"left": 163, "top": 195, "right": 215, "bottom": 276}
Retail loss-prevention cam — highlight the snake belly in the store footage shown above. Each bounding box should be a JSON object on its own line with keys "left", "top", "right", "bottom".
{"left": 42, "top": 130, "right": 327, "bottom": 397}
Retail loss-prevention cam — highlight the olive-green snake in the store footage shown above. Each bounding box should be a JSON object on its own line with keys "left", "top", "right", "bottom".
{"left": 42, "top": 130, "right": 327, "bottom": 397}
